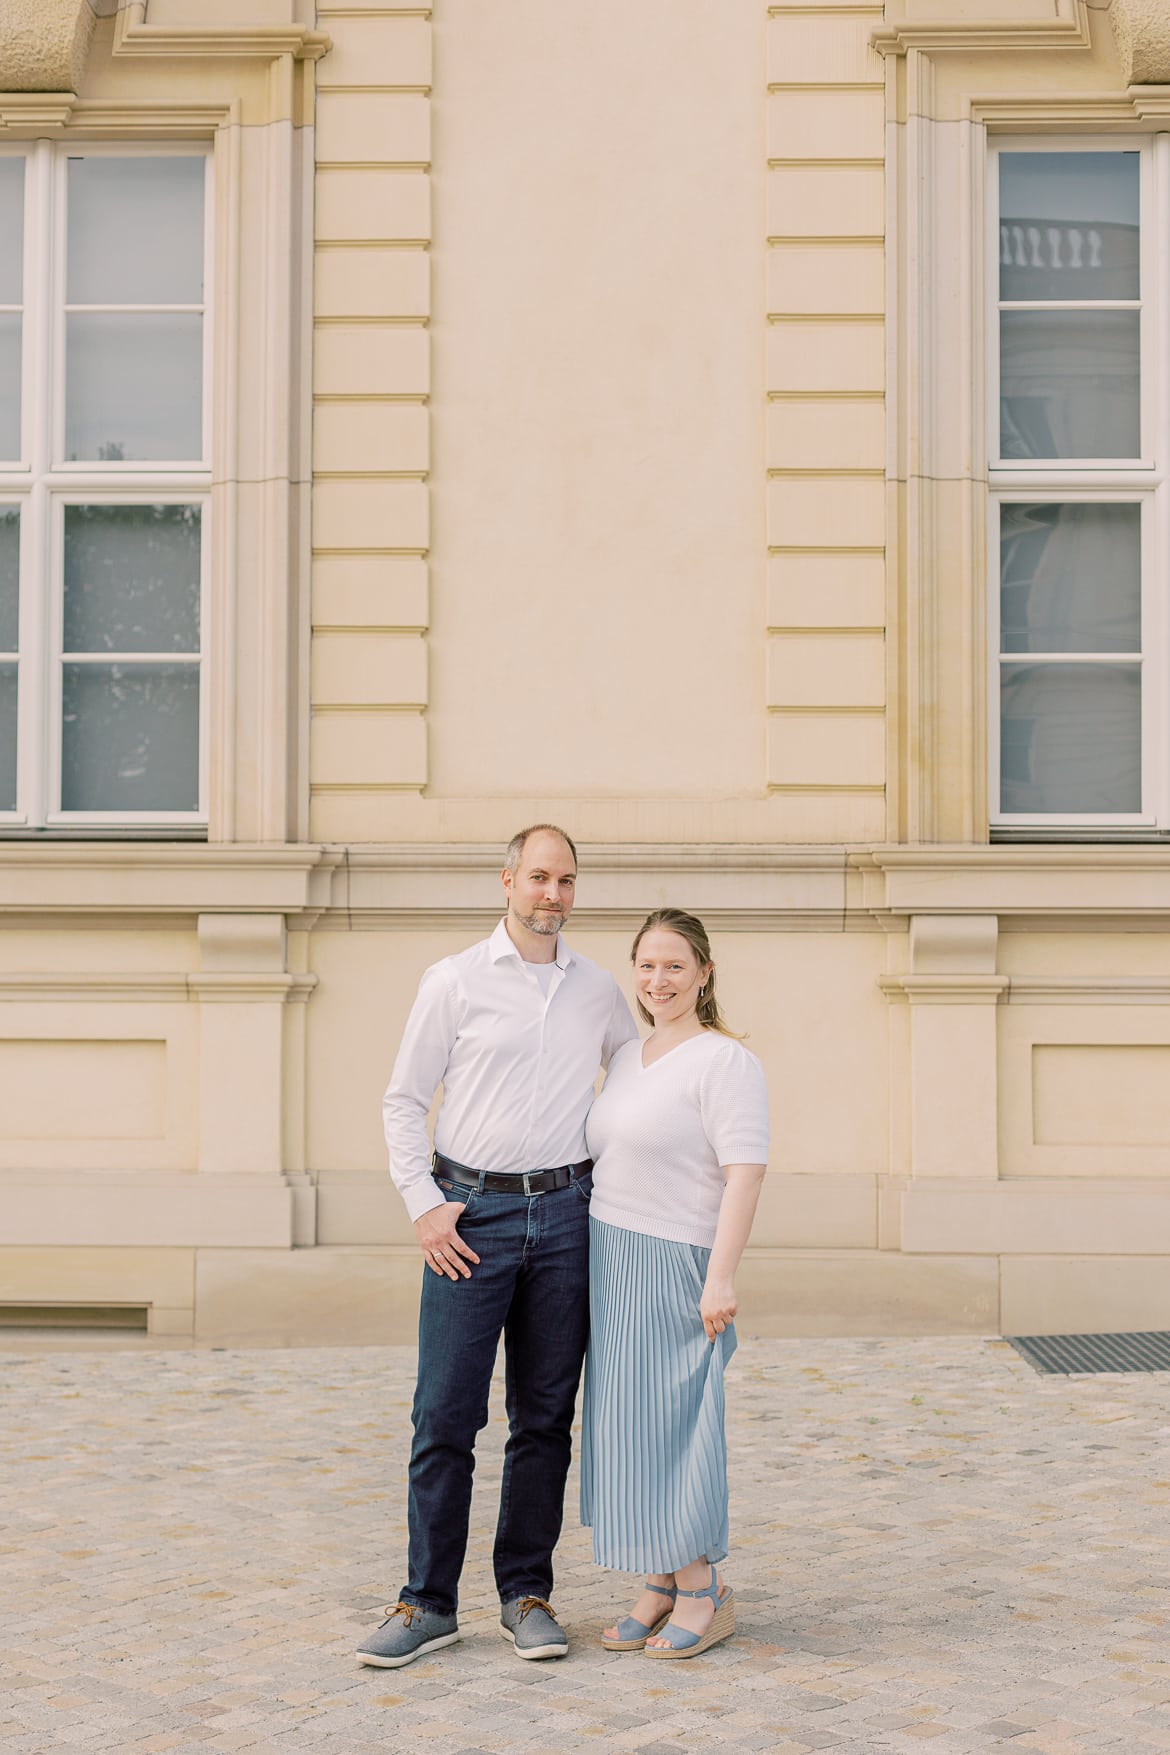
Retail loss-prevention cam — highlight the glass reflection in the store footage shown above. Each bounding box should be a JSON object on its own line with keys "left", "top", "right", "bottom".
{"left": 67, "top": 156, "right": 205, "bottom": 306}
{"left": 0, "top": 158, "right": 24, "bottom": 305}
{"left": 64, "top": 505, "right": 200, "bottom": 655}
{"left": 0, "top": 508, "right": 17, "bottom": 653}
{"left": 1000, "top": 662, "right": 1140, "bottom": 814}
{"left": 0, "top": 662, "right": 15, "bottom": 810}
{"left": 1000, "top": 504, "right": 1140, "bottom": 654}
{"left": 0, "top": 313, "right": 21, "bottom": 459}
{"left": 1001, "top": 310, "right": 1139, "bottom": 459}
{"left": 61, "top": 662, "right": 199, "bottom": 812}
{"left": 1000, "top": 153, "right": 1139, "bottom": 302}
{"left": 65, "top": 313, "right": 202, "bottom": 462}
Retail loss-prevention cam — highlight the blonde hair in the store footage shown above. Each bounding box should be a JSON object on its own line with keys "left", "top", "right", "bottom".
{"left": 631, "top": 907, "right": 741, "bottom": 1037}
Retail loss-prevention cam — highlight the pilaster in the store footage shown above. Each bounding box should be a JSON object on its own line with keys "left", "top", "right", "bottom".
{"left": 765, "top": 0, "right": 888, "bottom": 844}
{"left": 309, "top": 3, "right": 431, "bottom": 841}
{"left": 881, "top": 915, "right": 1007, "bottom": 1178}
{"left": 194, "top": 914, "right": 315, "bottom": 1175}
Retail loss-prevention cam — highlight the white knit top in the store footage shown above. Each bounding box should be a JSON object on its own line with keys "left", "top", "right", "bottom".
{"left": 585, "top": 1032, "right": 770, "bottom": 1249}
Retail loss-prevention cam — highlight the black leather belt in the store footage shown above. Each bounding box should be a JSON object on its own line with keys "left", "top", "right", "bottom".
{"left": 432, "top": 1150, "right": 592, "bottom": 1196}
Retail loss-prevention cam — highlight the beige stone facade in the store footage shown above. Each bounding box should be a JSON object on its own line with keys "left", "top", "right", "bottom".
{"left": 2, "top": 0, "right": 1170, "bottom": 1342}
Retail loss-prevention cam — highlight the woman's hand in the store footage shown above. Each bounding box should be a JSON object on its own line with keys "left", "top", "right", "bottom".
{"left": 700, "top": 1275, "right": 737, "bottom": 1342}
{"left": 700, "top": 1164, "right": 765, "bottom": 1341}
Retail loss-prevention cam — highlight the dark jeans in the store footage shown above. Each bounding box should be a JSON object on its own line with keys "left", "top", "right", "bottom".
{"left": 400, "top": 1170, "right": 592, "bottom": 1617}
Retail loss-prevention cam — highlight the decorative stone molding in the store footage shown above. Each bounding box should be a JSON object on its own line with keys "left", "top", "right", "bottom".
{"left": 859, "top": 848, "right": 1170, "bottom": 922}
{"left": 872, "top": 0, "right": 1091, "bottom": 59}
{"left": 1109, "top": 0, "right": 1170, "bottom": 85}
{"left": 0, "top": 93, "right": 76, "bottom": 132}
{"left": 0, "top": 846, "right": 343, "bottom": 917}
{"left": 909, "top": 914, "right": 997, "bottom": 976}
{"left": 0, "top": 0, "right": 96, "bottom": 91}
{"left": 112, "top": 2, "right": 329, "bottom": 61}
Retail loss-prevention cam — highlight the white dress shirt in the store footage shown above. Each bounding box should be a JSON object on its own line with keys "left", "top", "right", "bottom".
{"left": 383, "top": 918, "right": 639, "bottom": 1222}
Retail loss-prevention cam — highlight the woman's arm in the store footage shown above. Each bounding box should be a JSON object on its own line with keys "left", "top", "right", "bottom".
{"left": 699, "top": 1163, "right": 767, "bottom": 1342}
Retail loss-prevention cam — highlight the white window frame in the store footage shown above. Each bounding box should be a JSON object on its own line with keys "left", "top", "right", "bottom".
{"left": 0, "top": 138, "right": 212, "bottom": 831}
{"left": 988, "top": 133, "right": 1170, "bottom": 834}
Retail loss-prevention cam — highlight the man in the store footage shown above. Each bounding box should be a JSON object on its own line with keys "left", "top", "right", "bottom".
{"left": 357, "top": 824, "right": 637, "bottom": 1669}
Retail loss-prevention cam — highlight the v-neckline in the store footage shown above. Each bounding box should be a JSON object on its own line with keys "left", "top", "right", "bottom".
{"left": 640, "top": 1030, "right": 710, "bottom": 1072}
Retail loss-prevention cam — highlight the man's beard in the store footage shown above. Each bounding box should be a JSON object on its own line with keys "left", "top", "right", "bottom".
{"left": 514, "top": 907, "right": 562, "bottom": 936}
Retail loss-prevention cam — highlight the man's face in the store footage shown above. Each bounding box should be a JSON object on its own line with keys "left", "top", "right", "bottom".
{"left": 502, "top": 832, "right": 577, "bottom": 937}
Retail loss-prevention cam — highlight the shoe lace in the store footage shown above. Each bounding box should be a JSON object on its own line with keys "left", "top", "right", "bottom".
{"left": 382, "top": 1601, "right": 422, "bottom": 1628}
{"left": 515, "top": 1596, "right": 557, "bottom": 1623}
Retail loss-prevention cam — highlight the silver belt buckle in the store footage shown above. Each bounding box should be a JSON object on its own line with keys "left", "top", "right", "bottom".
{"left": 522, "top": 1169, "right": 538, "bottom": 1196}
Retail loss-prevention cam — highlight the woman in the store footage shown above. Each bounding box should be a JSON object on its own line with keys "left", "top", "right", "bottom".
{"left": 580, "top": 907, "right": 768, "bottom": 1658}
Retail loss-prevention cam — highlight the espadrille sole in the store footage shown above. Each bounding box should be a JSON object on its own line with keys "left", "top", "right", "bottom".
{"left": 643, "top": 1592, "right": 735, "bottom": 1660}
{"left": 600, "top": 1608, "right": 674, "bottom": 1652}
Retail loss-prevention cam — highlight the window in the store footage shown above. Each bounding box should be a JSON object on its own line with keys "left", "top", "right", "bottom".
{"left": 989, "top": 138, "right": 1162, "bottom": 833}
{"left": 0, "top": 143, "right": 210, "bottom": 830}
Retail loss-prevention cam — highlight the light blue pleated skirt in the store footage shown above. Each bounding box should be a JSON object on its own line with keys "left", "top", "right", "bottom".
{"left": 579, "top": 1215, "right": 735, "bottom": 1573}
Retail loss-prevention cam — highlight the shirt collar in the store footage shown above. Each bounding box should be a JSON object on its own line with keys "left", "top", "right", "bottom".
{"left": 490, "top": 916, "right": 574, "bottom": 971}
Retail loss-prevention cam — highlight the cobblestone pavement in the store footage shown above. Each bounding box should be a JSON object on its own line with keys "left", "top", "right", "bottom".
{"left": 3, "top": 1335, "right": 1170, "bottom": 1755}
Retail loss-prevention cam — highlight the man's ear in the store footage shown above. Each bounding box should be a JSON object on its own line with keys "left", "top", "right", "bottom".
{"left": 501, "top": 866, "right": 513, "bottom": 897}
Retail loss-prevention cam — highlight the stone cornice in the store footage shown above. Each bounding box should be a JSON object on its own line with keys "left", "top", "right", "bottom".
{"left": 0, "top": 92, "right": 76, "bottom": 132}
{"left": 5, "top": 842, "right": 1170, "bottom": 930}
{"left": 112, "top": 3, "right": 330, "bottom": 61}
{"left": 872, "top": 0, "right": 1092, "bottom": 58}
{"left": 0, "top": 0, "right": 96, "bottom": 91}
{"left": 0, "top": 845, "right": 344, "bottom": 916}
{"left": 856, "top": 846, "right": 1170, "bottom": 920}
{"left": 1109, "top": 0, "right": 1170, "bottom": 84}
{"left": 872, "top": 1, "right": 1170, "bottom": 88}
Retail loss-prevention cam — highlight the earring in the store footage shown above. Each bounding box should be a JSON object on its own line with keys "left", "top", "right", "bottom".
{"left": 699, "top": 985, "right": 706, "bottom": 998}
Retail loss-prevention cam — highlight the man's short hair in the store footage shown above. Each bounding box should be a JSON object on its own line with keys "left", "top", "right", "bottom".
{"left": 504, "top": 823, "right": 578, "bottom": 875}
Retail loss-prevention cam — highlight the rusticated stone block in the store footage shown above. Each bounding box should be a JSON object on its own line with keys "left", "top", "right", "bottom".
{"left": 0, "top": 0, "right": 97, "bottom": 92}
{"left": 1111, "top": 0, "right": 1170, "bottom": 84}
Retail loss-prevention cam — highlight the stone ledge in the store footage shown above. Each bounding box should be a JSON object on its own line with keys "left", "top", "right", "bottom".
{"left": 873, "top": 0, "right": 1091, "bottom": 58}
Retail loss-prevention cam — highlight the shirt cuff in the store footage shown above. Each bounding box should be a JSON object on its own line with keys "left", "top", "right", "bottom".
{"left": 401, "top": 1176, "right": 446, "bottom": 1224}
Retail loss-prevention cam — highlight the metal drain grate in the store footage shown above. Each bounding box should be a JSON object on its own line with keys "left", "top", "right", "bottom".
{"left": 0, "top": 1303, "right": 149, "bottom": 1332}
{"left": 1006, "top": 1331, "right": 1170, "bottom": 1375}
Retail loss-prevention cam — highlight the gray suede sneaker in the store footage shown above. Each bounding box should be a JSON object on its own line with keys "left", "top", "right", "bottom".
{"left": 355, "top": 1601, "right": 459, "bottom": 1668}
{"left": 499, "top": 1595, "right": 568, "bottom": 1660}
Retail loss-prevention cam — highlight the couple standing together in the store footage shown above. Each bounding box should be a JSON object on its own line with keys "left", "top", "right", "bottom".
{"left": 357, "top": 824, "right": 769, "bottom": 1668}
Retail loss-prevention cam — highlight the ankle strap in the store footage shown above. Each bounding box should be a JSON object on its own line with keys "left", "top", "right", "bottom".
{"left": 674, "top": 1563, "right": 720, "bottom": 1604}
{"left": 645, "top": 1578, "right": 677, "bottom": 1595}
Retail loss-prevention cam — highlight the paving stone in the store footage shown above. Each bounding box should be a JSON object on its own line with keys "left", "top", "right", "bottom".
{"left": 1, "top": 1337, "right": 1169, "bottom": 1752}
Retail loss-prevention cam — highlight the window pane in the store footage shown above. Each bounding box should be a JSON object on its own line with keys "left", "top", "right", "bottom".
{"left": 64, "top": 505, "right": 200, "bottom": 654}
{"left": 1000, "top": 662, "right": 1140, "bottom": 814}
{"left": 1000, "top": 310, "right": 1139, "bottom": 460}
{"left": 67, "top": 156, "right": 205, "bottom": 305}
{"left": 61, "top": 662, "right": 199, "bottom": 812}
{"left": 0, "top": 313, "right": 20, "bottom": 460}
{"left": 0, "top": 507, "right": 17, "bottom": 652}
{"left": 65, "top": 313, "right": 202, "bottom": 461}
{"left": 0, "top": 662, "right": 15, "bottom": 810}
{"left": 1000, "top": 504, "right": 1140, "bottom": 654}
{"left": 1000, "top": 152, "right": 1139, "bottom": 302}
{"left": 0, "top": 158, "right": 24, "bottom": 304}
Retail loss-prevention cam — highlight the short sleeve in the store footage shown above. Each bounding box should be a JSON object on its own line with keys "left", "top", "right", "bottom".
{"left": 699, "top": 1041, "right": 770, "bottom": 1167}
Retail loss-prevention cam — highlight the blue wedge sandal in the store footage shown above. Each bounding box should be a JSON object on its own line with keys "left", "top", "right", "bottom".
{"left": 643, "top": 1564, "right": 735, "bottom": 1659}
{"left": 600, "top": 1579, "right": 678, "bottom": 1652}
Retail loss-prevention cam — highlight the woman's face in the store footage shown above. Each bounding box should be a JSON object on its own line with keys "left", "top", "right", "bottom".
{"left": 634, "top": 928, "right": 712, "bottom": 1027}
